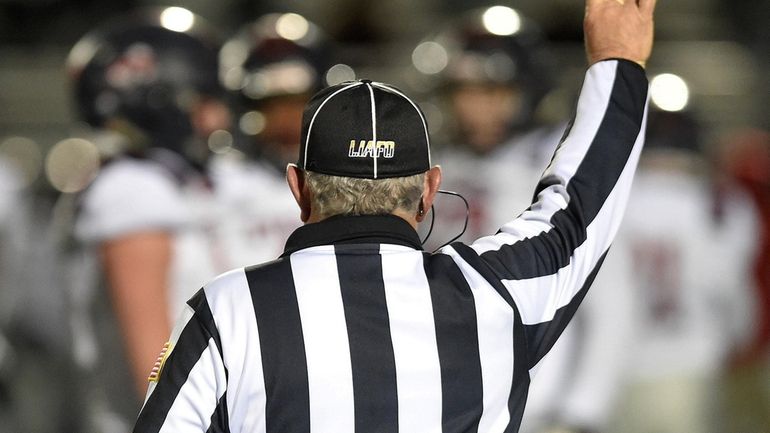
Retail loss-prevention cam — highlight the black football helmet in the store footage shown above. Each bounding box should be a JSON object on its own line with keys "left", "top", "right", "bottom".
{"left": 66, "top": 7, "right": 224, "bottom": 163}
{"left": 218, "top": 13, "right": 338, "bottom": 165}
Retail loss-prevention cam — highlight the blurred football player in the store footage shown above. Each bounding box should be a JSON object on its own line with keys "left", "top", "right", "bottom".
{"left": 608, "top": 109, "right": 760, "bottom": 433}
{"left": 212, "top": 13, "right": 338, "bottom": 266}
{"left": 717, "top": 127, "right": 770, "bottom": 433}
{"left": 65, "top": 8, "right": 232, "bottom": 430}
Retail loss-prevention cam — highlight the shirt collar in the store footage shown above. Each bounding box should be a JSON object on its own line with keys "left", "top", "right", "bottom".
{"left": 282, "top": 214, "right": 423, "bottom": 256}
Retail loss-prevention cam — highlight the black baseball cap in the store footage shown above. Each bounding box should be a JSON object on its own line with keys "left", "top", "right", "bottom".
{"left": 298, "top": 79, "right": 432, "bottom": 179}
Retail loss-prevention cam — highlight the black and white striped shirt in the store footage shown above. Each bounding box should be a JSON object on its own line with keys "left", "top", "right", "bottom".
{"left": 133, "top": 59, "right": 649, "bottom": 433}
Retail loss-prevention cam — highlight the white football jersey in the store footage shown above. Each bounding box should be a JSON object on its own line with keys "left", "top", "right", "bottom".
{"left": 209, "top": 152, "right": 301, "bottom": 268}
{"left": 621, "top": 168, "right": 758, "bottom": 380}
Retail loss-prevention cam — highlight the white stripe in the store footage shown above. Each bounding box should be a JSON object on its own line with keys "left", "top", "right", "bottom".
{"left": 443, "top": 247, "right": 515, "bottom": 433}
{"left": 540, "top": 60, "right": 618, "bottom": 186}
{"left": 204, "top": 269, "right": 267, "bottom": 433}
{"left": 366, "top": 82, "right": 378, "bottom": 178}
{"left": 303, "top": 82, "right": 361, "bottom": 168}
{"left": 290, "top": 247, "right": 355, "bottom": 433}
{"left": 373, "top": 82, "right": 432, "bottom": 166}
{"left": 158, "top": 338, "right": 226, "bottom": 433}
{"left": 379, "top": 245, "right": 443, "bottom": 433}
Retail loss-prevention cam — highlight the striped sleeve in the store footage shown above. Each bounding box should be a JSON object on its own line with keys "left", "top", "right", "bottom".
{"left": 448, "top": 59, "right": 649, "bottom": 370}
{"left": 133, "top": 289, "right": 228, "bottom": 433}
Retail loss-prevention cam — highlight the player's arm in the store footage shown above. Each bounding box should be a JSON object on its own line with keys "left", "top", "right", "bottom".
{"left": 448, "top": 0, "right": 655, "bottom": 366}
{"left": 100, "top": 231, "right": 173, "bottom": 396}
{"left": 76, "top": 161, "right": 189, "bottom": 397}
{"left": 133, "top": 289, "right": 228, "bottom": 433}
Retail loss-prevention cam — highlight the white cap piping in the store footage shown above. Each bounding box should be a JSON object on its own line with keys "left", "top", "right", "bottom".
{"left": 303, "top": 81, "right": 361, "bottom": 168}
{"left": 365, "top": 82, "right": 378, "bottom": 179}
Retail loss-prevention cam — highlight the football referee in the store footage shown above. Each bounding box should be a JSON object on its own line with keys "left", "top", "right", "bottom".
{"left": 133, "top": 0, "right": 656, "bottom": 432}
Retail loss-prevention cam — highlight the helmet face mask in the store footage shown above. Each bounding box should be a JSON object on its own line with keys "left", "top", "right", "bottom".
{"left": 67, "top": 8, "right": 228, "bottom": 165}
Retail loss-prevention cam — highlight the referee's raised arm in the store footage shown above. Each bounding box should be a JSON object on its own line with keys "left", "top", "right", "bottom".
{"left": 447, "top": 0, "right": 655, "bottom": 377}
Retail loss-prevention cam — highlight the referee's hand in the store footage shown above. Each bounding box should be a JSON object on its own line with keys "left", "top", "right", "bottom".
{"left": 584, "top": 0, "right": 656, "bottom": 68}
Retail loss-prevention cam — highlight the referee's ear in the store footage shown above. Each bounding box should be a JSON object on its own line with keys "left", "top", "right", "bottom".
{"left": 417, "top": 165, "right": 442, "bottom": 223}
{"left": 286, "top": 163, "right": 312, "bottom": 223}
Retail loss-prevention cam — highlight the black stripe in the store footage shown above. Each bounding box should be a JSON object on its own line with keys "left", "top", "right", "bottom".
{"left": 424, "top": 252, "right": 483, "bottom": 433}
{"left": 246, "top": 259, "right": 310, "bottom": 433}
{"left": 447, "top": 245, "right": 531, "bottom": 433}
{"left": 451, "top": 240, "right": 612, "bottom": 430}
{"left": 188, "top": 289, "right": 227, "bottom": 370}
{"left": 206, "top": 393, "right": 230, "bottom": 433}
{"left": 133, "top": 305, "right": 213, "bottom": 432}
{"left": 188, "top": 290, "right": 231, "bottom": 433}
{"left": 480, "top": 209, "right": 587, "bottom": 280}
{"left": 335, "top": 244, "right": 398, "bottom": 433}
{"left": 523, "top": 251, "right": 608, "bottom": 368}
{"left": 504, "top": 324, "right": 531, "bottom": 433}
{"left": 481, "top": 60, "right": 647, "bottom": 281}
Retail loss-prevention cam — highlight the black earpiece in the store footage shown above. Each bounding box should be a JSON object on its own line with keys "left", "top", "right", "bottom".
{"left": 420, "top": 190, "right": 470, "bottom": 252}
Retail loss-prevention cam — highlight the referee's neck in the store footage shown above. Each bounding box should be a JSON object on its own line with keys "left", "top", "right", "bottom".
{"left": 306, "top": 210, "right": 418, "bottom": 230}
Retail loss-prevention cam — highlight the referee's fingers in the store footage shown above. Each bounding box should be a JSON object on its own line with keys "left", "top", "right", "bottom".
{"left": 585, "top": 0, "right": 603, "bottom": 9}
{"left": 638, "top": 0, "right": 657, "bottom": 17}
{"left": 585, "top": 0, "right": 626, "bottom": 11}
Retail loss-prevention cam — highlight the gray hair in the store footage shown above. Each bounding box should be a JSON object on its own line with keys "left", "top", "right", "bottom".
{"left": 304, "top": 170, "right": 425, "bottom": 220}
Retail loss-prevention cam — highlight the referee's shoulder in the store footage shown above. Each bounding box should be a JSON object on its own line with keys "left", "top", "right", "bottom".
{"left": 198, "top": 257, "right": 289, "bottom": 304}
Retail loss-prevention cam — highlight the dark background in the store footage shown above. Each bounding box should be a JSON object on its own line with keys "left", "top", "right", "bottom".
{"left": 0, "top": 0, "right": 768, "bottom": 195}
